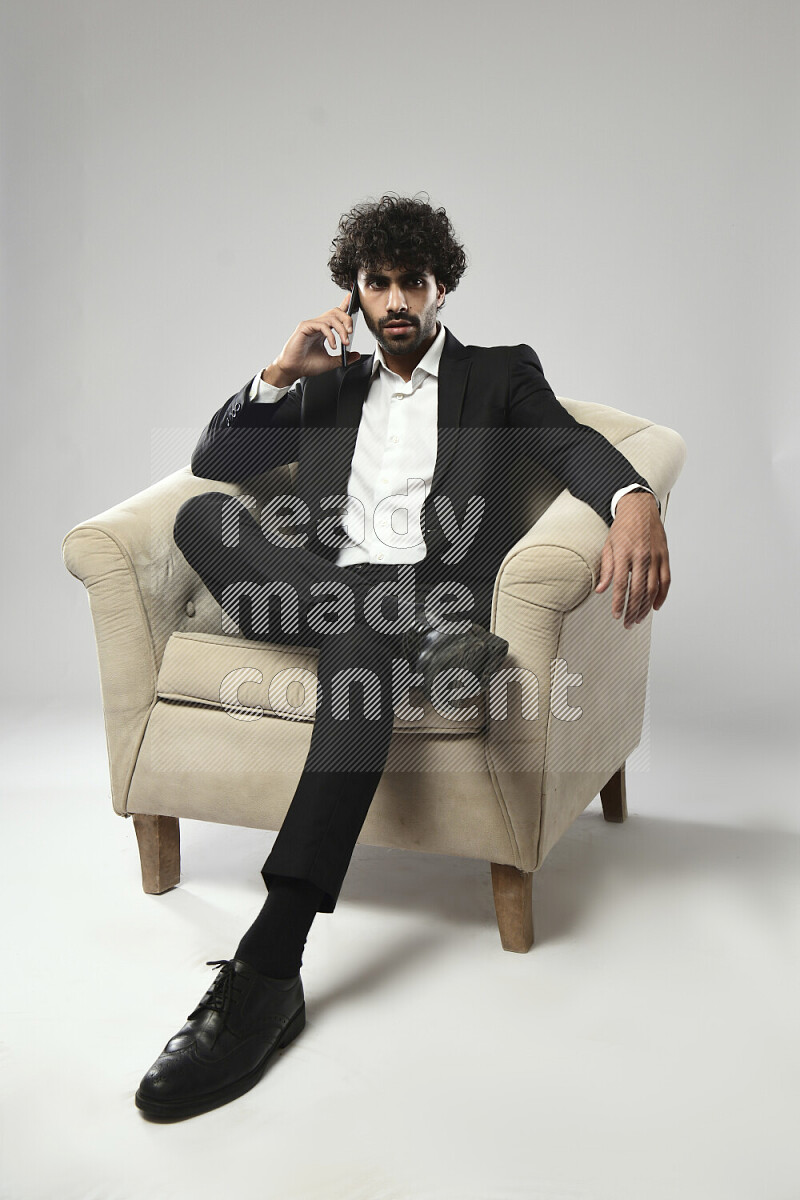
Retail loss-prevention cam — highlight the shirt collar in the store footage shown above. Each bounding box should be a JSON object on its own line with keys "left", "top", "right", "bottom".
{"left": 371, "top": 320, "right": 446, "bottom": 384}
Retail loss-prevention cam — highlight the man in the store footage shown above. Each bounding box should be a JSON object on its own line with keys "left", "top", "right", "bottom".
{"left": 135, "top": 194, "right": 670, "bottom": 1121}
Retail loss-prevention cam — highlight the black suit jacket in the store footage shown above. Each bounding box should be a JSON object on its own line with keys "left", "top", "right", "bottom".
{"left": 191, "top": 327, "right": 654, "bottom": 623}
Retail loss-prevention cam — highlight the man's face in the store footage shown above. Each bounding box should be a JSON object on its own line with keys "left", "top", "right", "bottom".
{"left": 356, "top": 264, "right": 446, "bottom": 356}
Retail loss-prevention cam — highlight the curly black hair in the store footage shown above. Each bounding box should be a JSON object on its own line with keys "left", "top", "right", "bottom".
{"left": 328, "top": 192, "right": 468, "bottom": 305}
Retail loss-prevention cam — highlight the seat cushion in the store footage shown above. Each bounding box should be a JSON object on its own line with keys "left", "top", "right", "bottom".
{"left": 156, "top": 631, "right": 486, "bottom": 736}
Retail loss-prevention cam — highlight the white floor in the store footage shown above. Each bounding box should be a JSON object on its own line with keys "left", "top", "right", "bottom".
{"left": 1, "top": 708, "right": 798, "bottom": 1200}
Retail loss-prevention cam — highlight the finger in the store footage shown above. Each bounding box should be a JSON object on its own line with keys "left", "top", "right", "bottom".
{"left": 328, "top": 312, "right": 352, "bottom": 343}
{"left": 322, "top": 310, "right": 352, "bottom": 343}
{"left": 612, "top": 556, "right": 631, "bottom": 620}
{"left": 653, "top": 557, "right": 672, "bottom": 610}
{"left": 635, "top": 559, "right": 660, "bottom": 623}
{"left": 337, "top": 290, "right": 354, "bottom": 311}
{"left": 306, "top": 320, "right": 338, "bottom": 350}
{"left": 625, "top": 558, "right": 647, "bottom": 628}
{"left": 630, "top": 552, "right": 654, "bottom": 624}
{"left": 595, "top": 540, "right": 614, "bottom": 591}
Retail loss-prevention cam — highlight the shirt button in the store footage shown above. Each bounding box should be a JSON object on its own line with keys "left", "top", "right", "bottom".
{"left": 376, "top": 553, "right": 384, "bottom": 561}
{"left": 391, "top": 435, "right": 399, "bottom": 443}
{"left": 393, "top": 393, "right": 402, "bottom": 399}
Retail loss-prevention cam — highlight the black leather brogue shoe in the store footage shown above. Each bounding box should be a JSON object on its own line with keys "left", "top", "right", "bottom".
{"left": 401, "top": 610, "right": 509, "bottom": 701}
{"left": 135, "top": 958, "right": 305, "bottom": 1121}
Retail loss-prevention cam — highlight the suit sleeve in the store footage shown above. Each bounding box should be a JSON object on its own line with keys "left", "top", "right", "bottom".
{"left": 190, "top": 374, "right": 305, "bottom": 481}
{"left": 508, "top": 344, "right": 656, "bottom": 527}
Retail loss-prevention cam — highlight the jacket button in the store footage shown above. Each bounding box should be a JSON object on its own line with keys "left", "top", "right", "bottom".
{"left": 185, "top": 599, "right": 195, "bottom": 617}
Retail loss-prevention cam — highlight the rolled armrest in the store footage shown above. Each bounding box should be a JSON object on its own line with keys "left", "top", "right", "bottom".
{"left": 491, "top": 415, "right": 687, "bottom": 622}
{"left": 61, "top": 463, "right": 291, "bottom": 810}
{"left": 484, "top": 492, "right": 643, "bottom": 868}
{"left": 483, "top": 417, "right": 686, "bottom": 861}
{"left": 485, "top": 489, "right": 606, "bottom": 782}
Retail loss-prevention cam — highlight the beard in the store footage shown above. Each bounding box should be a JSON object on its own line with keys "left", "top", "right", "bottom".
{"left": 363, "top": 303, "right": 439, "bottom": 356}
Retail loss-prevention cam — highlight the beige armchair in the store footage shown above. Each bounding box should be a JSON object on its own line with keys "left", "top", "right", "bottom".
{"left": 62, "top": 398, "right": 686, "bottom": 952}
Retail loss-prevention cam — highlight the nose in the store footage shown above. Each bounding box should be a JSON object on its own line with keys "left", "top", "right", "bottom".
{"left": 385, "top": 283, "right": 408, "bottom": 313}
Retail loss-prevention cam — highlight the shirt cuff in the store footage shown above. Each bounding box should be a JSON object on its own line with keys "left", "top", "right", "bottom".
{"left": 610, "top": 484, "right": 660, "bottom": 519}
{"left": 248, "top": 372, "right": 291, "bottom": 404}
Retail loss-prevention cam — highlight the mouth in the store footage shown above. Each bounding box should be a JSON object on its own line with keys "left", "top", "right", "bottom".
{"left": 384, "top": 322, "right": 414, "bottom": 333}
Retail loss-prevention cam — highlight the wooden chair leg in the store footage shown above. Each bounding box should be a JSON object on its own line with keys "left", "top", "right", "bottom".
{"left": 132, "top": 814, "right": 180, "bottom": 894}
{"left": 490, "top": 862, "right": 534, "bottom": 952}
{"left": 600, "top": 764, "right": 628, "bottom": 823}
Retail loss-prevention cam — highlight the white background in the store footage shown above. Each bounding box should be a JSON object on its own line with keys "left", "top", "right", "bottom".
{"left": 2, "top": 2, "right": 798, "bottom": 1198}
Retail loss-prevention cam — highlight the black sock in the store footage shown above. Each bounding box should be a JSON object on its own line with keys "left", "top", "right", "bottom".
{"left": 234, "top": 875, "right": 326, "bottom": 979}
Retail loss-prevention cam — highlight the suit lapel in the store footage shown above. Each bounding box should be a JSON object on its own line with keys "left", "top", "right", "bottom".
{"left": 323, "top": 353, "right": 373, "bottom": 501}
{"left": 336, "top": 351, "right": 373, "bottom": 432}
{"left": 429, "top": 327, "right": 472, "bottom": 496}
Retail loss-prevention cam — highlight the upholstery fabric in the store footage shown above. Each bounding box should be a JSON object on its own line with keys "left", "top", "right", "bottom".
{"left": 62, "top": 399, "right": 686, "bottom": 875}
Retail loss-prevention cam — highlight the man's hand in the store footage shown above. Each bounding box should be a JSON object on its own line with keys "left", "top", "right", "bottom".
{"left": 595, "top": 492, "right": 671, "bottom": 628}
{"left": 262, "top": 292, "right": 361, "bottom": 387}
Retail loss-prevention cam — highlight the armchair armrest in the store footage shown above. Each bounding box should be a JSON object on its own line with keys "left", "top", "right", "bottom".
{"left": 61, "top": 463, "right": 292, "bottom": 811}
{"left": 484, "top": 417, "right": 686, "bottom": 867}
{"left": 486, "top": 487, "right": 608, "bottom": 776}
{"left": 491, "top": 413, "right": 687, "bottom": 624}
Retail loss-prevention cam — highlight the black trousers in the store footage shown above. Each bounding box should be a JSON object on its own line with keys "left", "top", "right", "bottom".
{"left": 173, "top": 490, "right": 481, "bottom": 914}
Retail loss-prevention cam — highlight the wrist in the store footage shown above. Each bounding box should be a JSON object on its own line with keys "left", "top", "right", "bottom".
{"left": 261, "top": 362, "right": 295, "bottom": 389}
{"left": 616, "top": 490, "right": 658, "bottom": 514}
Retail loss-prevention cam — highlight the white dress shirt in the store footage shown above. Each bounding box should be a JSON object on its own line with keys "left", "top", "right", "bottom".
{"left": 248, "top": 323, "right": 657, "bottom": 565}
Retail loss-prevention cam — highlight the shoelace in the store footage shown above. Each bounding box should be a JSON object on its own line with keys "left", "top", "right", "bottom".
{"left": 197, "top": 959, "right": 241, "bottom": 1015}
